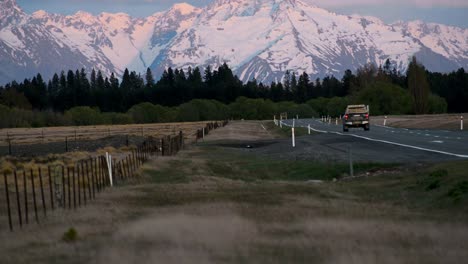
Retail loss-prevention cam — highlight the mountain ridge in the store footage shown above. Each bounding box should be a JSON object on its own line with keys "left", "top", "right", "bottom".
{"left": 0, "top": 0, "right": 466, "bottom": 85}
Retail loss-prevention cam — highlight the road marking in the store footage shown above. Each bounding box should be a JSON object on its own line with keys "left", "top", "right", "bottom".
{"left": 261, "top": 124, "right": 266, "bottom": 130}
{"left": 306, "top": 124, "right": 468, "bottom": 159}
{"left": 431, "top": 141, "right": 444, "bottom": 144}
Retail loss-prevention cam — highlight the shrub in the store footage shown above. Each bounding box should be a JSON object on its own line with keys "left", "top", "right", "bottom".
{"left": 65, "top": 106, "right": 103, "bottom": 126}
{"left": 62, "top": 227, "right": 78, "bottom": 242}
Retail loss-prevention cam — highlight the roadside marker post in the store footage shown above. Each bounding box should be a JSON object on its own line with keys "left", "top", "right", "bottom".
{"left": 292, "top": 128, "right": 296, "bottom": 148}
{"left": 296, "top": 115, "right": 299, "bottom": 120}
{"left": 335, "top": 118, "right": 338, "bottom": 125}
{"left": 384, "top": 116, "right": 387, "bottom": 126}
{"left": 308, "top": 124, "right": 311, "bottom": 135}
{"left": 348, "top": 144, "right": 354, "bottom": 177}
{"left": 105, "top": 152, "right": 113, "bottom": 187}
{"left": 280, "top": 121, "right": 283, "bottom": 128}
{"left": 462, "top": 116, "right": 464, "bottom": 131}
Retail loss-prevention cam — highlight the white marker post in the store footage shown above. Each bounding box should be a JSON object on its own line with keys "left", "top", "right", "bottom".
{"left": 292, "top": 127, "right": 296, "bottom": 147}
{"left": 280, "top": 120, "right": 283, "bottom": 128}
{"left": 296, "top": 115, "right": 299, "bottom": 120}
{"left": 461, "top": 116, "right": 464, "bottom": 131}
{"left": 105, "top": 152, "right": 113, "bottom": 187}
{"left": 328, "top": 117, "right": 331, "bottom": 124}
{"left": 308, "top": 124, "right": 311, "bottom": 135}
{"left": 384, "top": 116, "right": 387, "bottom": 126}
{"left": 335, "top": 118, "right": 338, "bottom": 125}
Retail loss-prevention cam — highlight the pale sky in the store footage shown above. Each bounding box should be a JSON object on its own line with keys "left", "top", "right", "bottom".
{"left": 16, "top": 0, "right": 468, "bottom": 28}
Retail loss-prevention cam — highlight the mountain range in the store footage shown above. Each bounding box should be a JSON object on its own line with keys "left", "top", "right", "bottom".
{"left": 0, "top": 0, "right": 467, "bottom": 85}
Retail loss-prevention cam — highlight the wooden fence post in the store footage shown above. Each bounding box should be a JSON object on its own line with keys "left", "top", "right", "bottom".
{"left": 38, "top": 168, "right": 46, "bottom": 217}
{"left": 67, "top": 167, "right": 71, "bottom": 209}
{"left": 71, "top": 166, "right": 76, "bottom": 209}
{"left": 47, "top": 166, "right": 54, "bottom": 210}
{"left": 81, "top": 162, "right": 87, "bottom": 205}
{"left": 76, "top": 166, "right": 81, "bottom": 207}
{"left": 14, "top": 171, "right": 22, "bottom": 228}
{"left": 8, "top": 139, "right": 12, "bottom": 155}
{"left": 23, "top": 171, "right": 29, "bottom": 224}
{"left": 4, "top": 172, "right": 13, "bottom": 231}
{"left": 30, "top": 169, "right": 39, "bottom": 223}
{"left": 61, "top": 166, "right": 65, "bottom": 208}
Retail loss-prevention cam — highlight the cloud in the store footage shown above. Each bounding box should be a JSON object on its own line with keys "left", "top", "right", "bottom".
{"left": 306, "top": 0, "right": 468, "bottom": 8}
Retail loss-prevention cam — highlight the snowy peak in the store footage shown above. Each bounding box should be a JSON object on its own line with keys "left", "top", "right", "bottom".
{"left": 169, "top": 3, "right": 200, "bottom": 16}
{"left": 0, "top": 0, "right": 466, "bottom": 85}
{"left": 0, "top": 0, "right": 26, "bottom": 27}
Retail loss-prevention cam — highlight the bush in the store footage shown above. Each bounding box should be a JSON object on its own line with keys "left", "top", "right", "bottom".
{"left": 65, "top": 106, "right": 103, "bottom": 126}
{"left": 229, "top": 97, "right": 276, "bottom": 120}
{"left": 428, "top": 93, "right": 448, "bottom": 114}
{"left": 326, "top": 97, "right": 349, "bottom": 117}
{"left": 354, "top": 81, "right": 412, "bottom": 115}
{"left": 306, "top": 97, "right": 330, "bottom": 116}
{"left": 127, "top": 102, "right": 171, "bottom": 124}
{"left": 62, "top": 227, "right": 78, "bottom": 242}
{"left": 101, "top": 112, "right": 134, "bottom": 125}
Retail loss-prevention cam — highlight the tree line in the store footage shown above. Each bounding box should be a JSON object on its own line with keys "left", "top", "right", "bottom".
{"left": 0, "top": 58, "right": 466, "bottom": 126}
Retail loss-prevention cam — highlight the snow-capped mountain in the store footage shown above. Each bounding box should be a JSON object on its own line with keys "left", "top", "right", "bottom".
{"left": 0, "top": 0, "right": 467, "bottom": 85}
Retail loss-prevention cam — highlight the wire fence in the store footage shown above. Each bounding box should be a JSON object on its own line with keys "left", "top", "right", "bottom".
{"left": 1, "top": 121, "right": 228, "bottom": 231}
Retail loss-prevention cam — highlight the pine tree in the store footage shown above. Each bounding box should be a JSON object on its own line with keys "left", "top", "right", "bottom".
{"left": 145, "top": 68, "right": 155, "bottom": 89}
{"left": 407, "top": 56, "right": 430, "bottom": 114}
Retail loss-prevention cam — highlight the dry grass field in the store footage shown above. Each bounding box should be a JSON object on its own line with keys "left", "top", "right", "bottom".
{"left": 0, "top": 121, "right": 213, "bottom": 146}
{"left": 372, "top": 113, "right": 467, "bottom": 130}
{"left": 1, "top": 121, "right": 467, "bottom": 263}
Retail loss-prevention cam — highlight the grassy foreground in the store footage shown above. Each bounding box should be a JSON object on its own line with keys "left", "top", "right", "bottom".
{"left": 2, "top": 121, "right": 467, "bottom": 264}
{"left": 119, "top": 139, "right": 468, "bottom": 263}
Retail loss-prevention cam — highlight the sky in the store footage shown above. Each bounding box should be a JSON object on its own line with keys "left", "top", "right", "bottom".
{"left": 16, "top": 0, "right": 468, "bottom": 28}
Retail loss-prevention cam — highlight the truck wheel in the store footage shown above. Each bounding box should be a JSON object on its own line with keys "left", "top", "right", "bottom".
{"left": 343, "top": 126, "right": 349, "bottom": 132}
{"left": 364, "top": 124, "right": 370, "bottom": 131}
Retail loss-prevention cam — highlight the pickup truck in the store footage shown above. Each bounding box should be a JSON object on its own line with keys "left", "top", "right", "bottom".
{"left": 342, "top": 105, "right": 370, "bottom": 132}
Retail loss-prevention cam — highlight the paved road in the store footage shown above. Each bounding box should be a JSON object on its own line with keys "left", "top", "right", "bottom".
{"left": 281, "top": 119, "right": 468, "bottom": 159}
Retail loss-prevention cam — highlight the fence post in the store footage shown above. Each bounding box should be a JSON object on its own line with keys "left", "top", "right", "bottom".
{"left": 8, "top": 139, "right": 12, "bottom": 155}
{"left": 23, "top": 171, "right": 29, "bottom": 224}
{"left": 67, "top": 167, "right": 71, "bottom": 209}
{"left": 72, "top": 167, "right": 76, "bottom": 209}
{"left": 292, "top": 128, "right": 296, "bottom": 148}
{"left": 61, "top": 166, "right": 65, "bottom": 208}
{"left": 30, "top": 169, "right": 39, "bottom": 223}
{"left": 47, "top": 166, "right": 54, "bottom": 210}
{"left": 80, "top": 162, "right": 87, "bottom": 205}
{"left": 38, "top": 168, "right": 46, "bottom": 217}
{"left": 14, "top": 171, "right": 22, "bottom": 228}
{"left": 4, "top": 172, "right": 13, "bottom": 231}
{"left": 349, "top": 144, "right": 354, "bottom": 177}
{"left": 179, "top": 131, "right": 184, "bottom": 150}
{"left": 88, "top": 160, "right": 95, "bottom": 199}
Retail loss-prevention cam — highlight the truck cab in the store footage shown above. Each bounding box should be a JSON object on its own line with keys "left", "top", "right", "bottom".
{"left": 343, "top": 105, "right": 370, "bottom": 132}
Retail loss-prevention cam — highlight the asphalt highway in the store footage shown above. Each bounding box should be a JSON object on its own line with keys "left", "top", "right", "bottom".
{"left": 281, "top": 118, "right": 468, "bottom": 159}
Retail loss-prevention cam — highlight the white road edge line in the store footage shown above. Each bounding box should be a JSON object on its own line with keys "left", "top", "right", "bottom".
{"left": 284, "top": 120, "right": 468, "bottom": 159}
{"left": 261, "top": 124, "right": 267, "bottom": 130}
